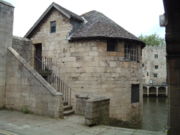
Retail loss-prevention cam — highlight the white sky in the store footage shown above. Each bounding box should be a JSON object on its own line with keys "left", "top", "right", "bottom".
{"left": 6, "top": 0, "right": 165, "bottom": 38}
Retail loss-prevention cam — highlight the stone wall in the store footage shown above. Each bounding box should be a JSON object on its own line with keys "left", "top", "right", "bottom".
{"left": 30, "top": 9, "right": 143, "bottom": 123}
{"left": 0, "top": 1, "right": 14, "bottom": 108}
{"left": 142, "top": 45, "right": 167, "bottom": 85}
{"left": 85, "top": 97, "right": 110, "bottom": 126}
{"left": 75, "top": 95, "right": 89, "bottom": 115}
{"left": 5, "top": 47, "right": 63, "bottom": 118}
{"left": 12, "top": 36, "right": 33, "bottom": 63}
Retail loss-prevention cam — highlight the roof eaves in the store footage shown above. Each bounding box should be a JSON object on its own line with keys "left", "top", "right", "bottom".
{"left": 70, "top": 36, "right": 145, "bottom": 46}
{"left": 53, "top": 3, "right": 71, "bottom": 19}
{"left": 0, "top": 0, "right": 14, "bottom": 8}
{"left": 52, "top": 2, "right": 83, "bottom": 22}
{"left": 24, "top": 3, "right": 54, "bottom": 38}
{"left": 24, "top": 2, "right": 80, "bottom": 38}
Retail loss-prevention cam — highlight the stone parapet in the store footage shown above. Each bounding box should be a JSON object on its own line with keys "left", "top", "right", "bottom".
{"left": 84, "top": 97, "right": 110, "bottom": 126}
{"left": 75, "top": 94, "right": 89, "bottom": 115}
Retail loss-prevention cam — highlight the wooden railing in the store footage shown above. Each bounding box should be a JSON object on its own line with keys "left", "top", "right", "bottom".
{"left": 34, "top": 57, "right": 71, "bottom": 105}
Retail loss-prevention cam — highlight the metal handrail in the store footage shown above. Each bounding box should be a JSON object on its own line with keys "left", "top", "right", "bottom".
{"left": 34, "top": 56, "right": 71, "bottom": 106}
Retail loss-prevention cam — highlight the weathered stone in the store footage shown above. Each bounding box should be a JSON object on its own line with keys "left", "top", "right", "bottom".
{"left": 142, "top": 45, "right": 167, "bottom": 85}
{"left": 5, "top": 47, "right": 63, "bottom": 118}
{"left": 0, "top": 1, "right": 14, "bottom": 108}
{"left": 12, "top": 36, "right": 33, "bottom": 64}
{"left": 84, "top": 97, "right": 110, "bottom": 126}
{"left": 27, "top": 6, "right": 143, "bottom": 123}
{"left": 75, "top": 94, "right": 89, "bottom": 115}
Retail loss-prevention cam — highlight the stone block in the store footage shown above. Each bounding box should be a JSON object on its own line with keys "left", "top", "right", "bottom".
{"left": 84, "top": 96, "right": 110, "bottom": 126}
{"left": 75, "top": 94, "right": 89, "bottom": 115}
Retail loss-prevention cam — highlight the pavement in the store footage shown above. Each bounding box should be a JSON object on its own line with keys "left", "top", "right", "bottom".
{"left": 0, "top": 110, "right": 166, "bottom": 135}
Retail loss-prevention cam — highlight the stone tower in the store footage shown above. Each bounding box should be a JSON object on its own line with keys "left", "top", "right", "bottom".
{"left": 0, "top": 1, "right": 14, "bottom": 107}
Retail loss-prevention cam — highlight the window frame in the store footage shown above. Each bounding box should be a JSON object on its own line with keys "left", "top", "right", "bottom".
{"left": 154, "top": 54, "right": 158, "bottom": 59}
{"left": 155, "top": 65, "right": 158, "bottom": 69}
{"left": 124, "top": 44, "right": 139, "bottom": 62}
{"left": 107, "top": 39, "right": 118, "bottom": 52}
{"left": 154, "top": 73, "right": 158, "bottom": 78}
{"left": 50, "top": 21, "right": 56, "bottom": 33}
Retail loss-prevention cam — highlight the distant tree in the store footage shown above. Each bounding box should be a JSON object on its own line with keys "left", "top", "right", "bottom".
{"left": 139, "top": 34, "right": 165, "bottom": 46}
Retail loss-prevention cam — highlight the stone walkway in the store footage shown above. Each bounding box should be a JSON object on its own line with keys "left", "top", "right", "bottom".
{"left": 0, "top": 110, "right": 166, "bottom": 135}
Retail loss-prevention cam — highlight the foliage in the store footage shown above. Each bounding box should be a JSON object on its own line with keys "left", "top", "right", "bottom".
{"left": 21, "top": 106, "right": 31, "bottom": 114}
{"left": 139, "top": 34, "right": 165, "bottom": 46}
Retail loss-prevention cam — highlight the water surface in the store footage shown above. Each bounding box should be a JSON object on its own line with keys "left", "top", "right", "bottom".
{"left": 142, "top": 97, "right": 169, "bottom": 131}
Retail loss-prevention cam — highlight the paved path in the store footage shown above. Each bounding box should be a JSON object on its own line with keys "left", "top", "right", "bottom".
{"left": 0, "top": 110, "right": 166, "bottom": 135}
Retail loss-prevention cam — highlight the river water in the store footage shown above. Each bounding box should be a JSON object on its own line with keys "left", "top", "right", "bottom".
{"left": 142, "top": 97, "right": 169, "bottom": 131}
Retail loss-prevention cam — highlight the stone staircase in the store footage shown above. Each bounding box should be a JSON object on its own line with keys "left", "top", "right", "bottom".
{"left": 63, "top": 102, "right": 74, "bottom": 116}
{"left": 34, "top": 57, "right": 74, "bottom": 116}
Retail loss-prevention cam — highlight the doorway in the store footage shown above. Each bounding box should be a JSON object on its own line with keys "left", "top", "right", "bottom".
{"left": 34, "top": 43, "right": 42, "bottom": 72}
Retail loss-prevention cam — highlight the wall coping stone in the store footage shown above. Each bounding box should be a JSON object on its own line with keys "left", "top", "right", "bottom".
{"left": 13, "top": 36, "right": 30, "bottom": 42}
{"left": 0, "top": 0, "right": 14, "bottom": 7}
{"left": 87, "top": 97, "right": 110, "bottom": 102}
{"left": 76, "top": 94, "right": 89, "bottom": 99}
{"left": 8, "top": 47, "right": 62, "bottom": 96}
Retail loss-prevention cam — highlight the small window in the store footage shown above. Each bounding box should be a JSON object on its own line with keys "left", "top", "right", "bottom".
{"left": 107, "top": 40, "right": 118, "bottom": 52}
{"left": 154, "top": 54, "right": 158, "bottom": 58}
{"left": 147, "top": 72, "right": 149, "bottom": 76}
{"left": 50, "top": 21, "right": 56, "bottom": 33}
{"left": 142, "top": 64, "right": 144, "bottom": 67}
{"left": 131, "top": 84, "right": 140, "bottom": 103}
{"left": 155, "top": 65, "right": 158, "bottom": 69}
{"left": 154, "top": 73, "right": 158, "bottom": 77}
{"left": 124, "top": 44, "right": 139, "bottom": 61}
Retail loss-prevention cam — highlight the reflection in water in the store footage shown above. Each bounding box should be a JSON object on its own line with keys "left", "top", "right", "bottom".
{"left": 142, "top": 97, "right": 169, "bottom": 131}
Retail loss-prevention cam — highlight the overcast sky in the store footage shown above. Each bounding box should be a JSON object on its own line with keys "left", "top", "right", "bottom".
{"left": 5, "top": 0, "right": 165, "bottom": 38}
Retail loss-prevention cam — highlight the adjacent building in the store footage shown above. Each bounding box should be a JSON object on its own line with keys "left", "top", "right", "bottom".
{"left": 142, "top": 45, "right": 168, "bottom": 96}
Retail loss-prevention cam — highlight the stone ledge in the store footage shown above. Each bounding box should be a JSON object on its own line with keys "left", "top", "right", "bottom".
{"left": 87, "top": 97, "right": 110, "bottom": 102}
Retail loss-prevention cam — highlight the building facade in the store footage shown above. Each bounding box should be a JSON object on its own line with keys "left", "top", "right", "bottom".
{"left": 24, "top": 2, "right": 145, "bottom": 123}
{"left": 0, "top": 1, "right": 145, "bottom": 125}
{"left": 142, "top": 45, "right": 168, "bottom": 96}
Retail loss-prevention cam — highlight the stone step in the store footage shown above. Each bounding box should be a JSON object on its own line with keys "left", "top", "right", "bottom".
{"left": 63, "top": 102, "right": 68, "bottom": 106}
{"left": 63, "top": 105, "right": 73, "bottom": 111}
{"left": 63, "top": 110, "right": 74, "bottom": 116}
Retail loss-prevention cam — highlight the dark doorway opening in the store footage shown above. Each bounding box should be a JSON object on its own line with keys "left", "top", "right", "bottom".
{"left": 34, "top": 43, "right": 42, "bottom": 72}
{"left": 131, "top": 84, "right": 140, "bottom": 103}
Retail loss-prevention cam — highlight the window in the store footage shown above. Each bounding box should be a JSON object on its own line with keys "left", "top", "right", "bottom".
{"left": 154, "top": 73, "right": 158, "bottom": 78}
{"left": 154, "top": 54, "right": 158, "bottom": 58}
{"left": 155, "top": 65, "right": 158, "bottom": 69}
{"left": 142, "top": 64, "right": 144, "bottom": 67}
{"left": 125, "top": 44, "right": 139, "bottom": 61}
{"left": 107, "top": 40, "right": 118, "bottom": 52}
{"left": 147, "top": 72, "right": 149, "bottom": 76}
{"left": 50, "top": 21, "right": 56, "bottom": 33}
{"left": 131, "top": 84, "right": 140, "bottom": 103}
